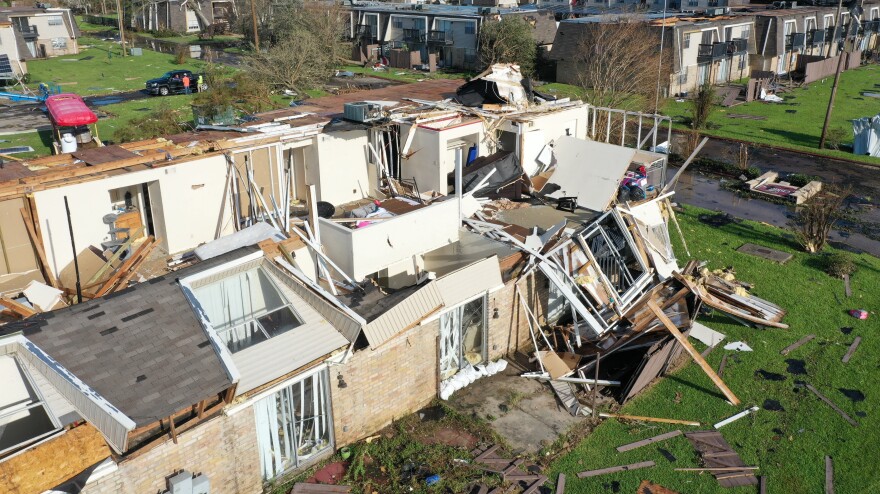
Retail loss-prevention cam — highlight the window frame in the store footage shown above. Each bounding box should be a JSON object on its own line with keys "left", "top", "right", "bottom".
{"left": 439, "top": 293, "right": 488, "bottom": 380}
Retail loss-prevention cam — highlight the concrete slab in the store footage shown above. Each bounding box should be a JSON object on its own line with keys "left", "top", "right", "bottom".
{"left": 736, "top": 243, "right": 793, "bottom": 263}
{"left": 447, "top": 361, "right": 587, "bottom": 454}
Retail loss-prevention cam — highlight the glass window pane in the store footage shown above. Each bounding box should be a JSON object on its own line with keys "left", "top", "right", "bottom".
{"left": 258, "top": 307, "right": 302, "bottom": 338}
{"left": 460, "top": 297, "right": 485, "bottom": 367}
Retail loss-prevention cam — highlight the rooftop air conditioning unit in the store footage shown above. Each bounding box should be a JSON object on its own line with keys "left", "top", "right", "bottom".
{"left": 344, "top": 102, "right": 382, "bottom": 123}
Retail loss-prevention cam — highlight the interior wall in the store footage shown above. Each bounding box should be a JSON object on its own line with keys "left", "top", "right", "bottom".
{"left": 33, "top": 155, "right": 232, "bottom": 279}
{"left": 0, "top": 198, "right": 39, "bottom": 276}
{"left": 400, "top": 120, "right": 485, "bottom": 195}
{"left": 314, "top": 130, "right": 372, "bottom": 206}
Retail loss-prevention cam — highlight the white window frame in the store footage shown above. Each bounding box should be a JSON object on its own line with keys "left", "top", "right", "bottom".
{"left": 51, "top": 37, "right": 67, "bottom": 49}
{"left": 439, "top": 292, "right": 488, "bottom": 380}
{"left": 0, "top": 356, "right": 62, "bottom": 457}
{"left": 253, "top": 366, "right": 334, "bottom": 480}
{"left": 47, "top": 15, "right": 63, "bottom": 25}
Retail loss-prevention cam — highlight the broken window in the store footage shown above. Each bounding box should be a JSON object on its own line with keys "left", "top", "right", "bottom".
{"left": 254, "top": 368, "right": 333, "bottom": 479}
{"left": 0, "top": 355, "right": 60, "bottom": 458}
{"left": 193, "top": 267, "right": 304, "bottom": 353}
{"left": 439, "top": 295, "right": 487, "bottom": 380}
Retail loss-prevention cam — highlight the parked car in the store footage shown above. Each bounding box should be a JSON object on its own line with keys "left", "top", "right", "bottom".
{"left": 145, "top": 70, "right": 208, "bottom": 96}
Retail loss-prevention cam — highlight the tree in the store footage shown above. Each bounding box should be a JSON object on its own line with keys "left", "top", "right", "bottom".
{"left": 478, "top": 17, "right": 537, "bottom": 76}
{"left": 242, "top": 4, "right": 347, "bottom": 94}
{"left": 112, "top": 102, "right": 188, "bottom": 143}
{"left": 789, "top": 187, "right": 850, "bottom": 253}
{"left": 572, "top": 18, "right": 669, "bottom": 112}
{"left": 690, "top": 82, "right": 717, "bottom": 130}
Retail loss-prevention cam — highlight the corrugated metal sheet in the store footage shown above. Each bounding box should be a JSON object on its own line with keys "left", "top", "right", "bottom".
{"left": 233, "top": 270, "right": 349, "bottom": 394}
{"left": 363, "top": 282, "right": 444, "bottom": 349}
{"left": 16, "top": 340, "right": 134, "bottom": 454}
{"left": 264, "top": 261, "right": 362, "bottom": 342}
{"left": 433, "top": 256, "right": 502, "bottom": 309}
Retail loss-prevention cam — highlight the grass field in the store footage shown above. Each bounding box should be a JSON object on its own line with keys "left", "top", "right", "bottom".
{"left": 26, "top": 38, "right": 208, "bottom": 96}
{"left": 662, "top": 65, "right": 880, "bottom": 165}
{"left": 548, "top": 204, "right": 880, "bottom": 493}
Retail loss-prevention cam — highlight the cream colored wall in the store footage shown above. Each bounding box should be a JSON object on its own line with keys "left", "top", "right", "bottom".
{"left": 313, "top": 130, "right": 373, "bottom": 205}
{"left": 319, "top": 198, "right": 460, "bottom": 281}
{"left": 400, "top": 120, "right": 484, "bottom": 195}
{"left": 27, "top": 13, "right": 78, "bottom": 56}
{"left": 33, "top": 155, "right": 232, "bottom": 278}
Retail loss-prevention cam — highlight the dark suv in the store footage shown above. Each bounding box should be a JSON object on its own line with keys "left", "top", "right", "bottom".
{"left": 145, "top": 70, "right": 207, "bottom": 96}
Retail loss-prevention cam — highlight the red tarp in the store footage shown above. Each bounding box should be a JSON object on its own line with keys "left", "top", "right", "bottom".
{"left": 45, "top": 94, "right": 98, "bottom": 127}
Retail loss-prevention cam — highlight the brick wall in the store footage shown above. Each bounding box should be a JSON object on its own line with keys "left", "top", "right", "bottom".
{"left": 81, "top": 408, "right": 262, "bottom": 494}
{"left": 331, "top": 271, "right": 544, "bottom": 446}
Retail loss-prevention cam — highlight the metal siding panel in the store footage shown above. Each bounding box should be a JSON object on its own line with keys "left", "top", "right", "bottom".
{"left": 364, "top": 283, "right": 443, "bottom": 348}
{"left": 19, "top": 356, "right": 77, "bottom": 422}
{"left": 434, "top": 256, "right": 502, "bottom": 308}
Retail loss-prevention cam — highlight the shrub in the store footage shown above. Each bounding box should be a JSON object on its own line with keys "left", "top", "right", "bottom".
{"left": 151, "top": 29, "right": 177, "bottom": 38}
{"left": 690, "top": 82, "right": 717, "bottom": 130}
{"left": 825, "top": 252, "right": 857, "bottom": 278}
{"left": 786, "top": 173, "right": 822, "bottom": 188}
{"left": 174, "top": 46, "right": 188, "bottom": 65}
{"left": 824, "top": 127, "right": 849, "bottom": 151}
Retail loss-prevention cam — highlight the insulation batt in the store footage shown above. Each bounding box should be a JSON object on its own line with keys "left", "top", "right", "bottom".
{"left": 439, "top": 359, "right": 507, "bottom": 400}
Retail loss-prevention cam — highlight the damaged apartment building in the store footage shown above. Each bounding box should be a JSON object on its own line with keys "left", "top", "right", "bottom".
{"left": 0, "top": 66, "right": 784, "bottom": 494}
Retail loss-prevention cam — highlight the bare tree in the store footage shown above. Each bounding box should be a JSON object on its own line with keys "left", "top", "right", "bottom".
{"left": 572, "top": 18, "right": 669, "bottom": 112}
{"left": 243, "top": 5, "right": 347, "bottom": 94}
{"left": 789, "top": 187, "right": 850, "bottom": 253}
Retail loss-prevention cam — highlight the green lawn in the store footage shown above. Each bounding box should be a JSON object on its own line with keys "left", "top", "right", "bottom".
{"left": 549, "top": 204, "right": 880, "bottom": 493}
{"left": 663, "top": 65, "right": 880, "bottom": 165}
{"left": 132, "top": 31, "right": 243, "bottom": 45}
{"left": 25, "top": 38, "right": 208, "bottom": 96}
{"left": 338, "top": 64, "right": 473, "bottom": 84}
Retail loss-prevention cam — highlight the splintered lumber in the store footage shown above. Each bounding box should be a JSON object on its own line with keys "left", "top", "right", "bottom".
{"left": 675, "top": 466, "right": 759, "bottom": 472}
{"left": 805, "top": 384, "right": 859, "bottom": 427}
{"left": 94, "top": 237, "right": 158, "bottom": 296}
{"left": 841, "top": 337, "right": 862, "bottom": 363}
{"left": 86, "top": 227, "right": 144, "bottom": 285}
{"left": 843, "top": 274, "right": 851, "bottom": 298}
{"left": 685, "top": 431, "right": 758, "bottom": 487}
{"left": 825, "top": 456, "right": 834, "bottom": 494}
{"left": 616, "top": 430, "right": 682, "bottom": 452}
{"left": 576, "top": 461, "right": 656, "bottom": 478}
{"left": 0, "top": 297, "right": 37, "bottom": 318}
{"left": 781, "top": 334, "right": 815, "bottom": 356}
{"left": 600, "top": 413, "right": 700, "bottom": 426}
{"left": 717, "top": 354, "right": 728, "bottom": 378}
{"left": 556, "top": 473, "right": 566, "bottom": 494}
{"left": 19, "top": 208, "right": 60, "bottom": 289}
{"left": 637, "top": 480, "right": 680, "bottom": 494}
{"left": 521, "top": 475, "right": 548, "bottom": 494}
{"left": 714, "top": 406, "right": 759, "bottom": 429}
{"left": 648, "top": 300, "right": 741, "bottom": 406}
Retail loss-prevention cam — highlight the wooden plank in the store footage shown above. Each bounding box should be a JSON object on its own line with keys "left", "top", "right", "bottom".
{"left": 600, "top": 413, "right": 700, "bottom": 426}
{"left": 168, "top": 415, "right": 178, "bottom": 444}
{"left": 843, "top": 274, "right": 851, "bottom": 298}
{"left": 781, "top": 334, "right": 815, "bottom": 356}
{"left": 760, "top": 475, "right": 767, "bottom": 494}
{"left": 805, "top": 384, "right": 858, "bottom": 427}
{"left": 576, "top": 461, "right": 656, "bottom": 478}
{"left": 474, "top": 444, "right": 500, "bottom": 462}
{"left": 292, "top": 484, "right": 352, "bottom": 493}
{"left": 19, "top": 207, "right": 60, "bottom": 289}
{"left": 675, "top": 466, "right": 758, "bottom": 472}
{"left": 717, "top": 354, "right": 728, "bottom": 378}
{"left": 648, "top": 300, "right": 741, "bottom": 405}
{"left": 94, "top": 236, "right": 155, "bottom": 296}
{"left": 556, "top": 473, "right": 566, "bottom": 494}
{"left": 521, "top": 475, "right": 547, "bottom": 494}
{"left": 841, "top": 337, "right": 861, "bottom": 363}
{"left": 0, "top": 297, "right": 36, "bottom": 318}
{"left": 616, "top": 430, "right": 682, "bottom": 452}
{"left": 108, "top": 240, "right": 158, "bottom": 294}
{"left": 85, "top": 227, "right": 144, "bottom": 285}
{"left": 825, "top": 456, "right": 834, "bottom": 494}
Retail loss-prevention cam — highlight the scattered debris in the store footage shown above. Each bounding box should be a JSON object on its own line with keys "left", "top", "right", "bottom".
{"left": 658, "top": 448, "right": 677, "bottom": 462}
{"left": 736, "top": 243, "right": 794, "bottom": 263}
{"left": 755, "top": 370, "right": 786, "bottom": 381}
{"left": 291, "top": 483, "right": 352, "bottom": 493}
{"left": 785, "top": 359, "right": 807, "bottom": 375}
{"left": 781, "top": 335, "right": 815, "bottom": 355}
{"left": 714, "top": 406, "right": 759, "bottom": 429}
{"left": 600, "top": 413, "right": 700, "bottom": 426}
{"left": 555, "top": 473, "right": 566, "bottom": 494}
{"left": 746, "top": 172, "right": 821, "bottom": 205}
{"left": 576, "top": 460, "right": 656, "bottom": 478}
{"left": 685, "top": 431, "right": 759, "bottom": 487}
{"left": 838, "top": 389, "right": 865, "bottom": 403}
{"left": 725, "top": 341, "right": 753, "bottom": 352}
{"left": 690, "top": 322, "right": 726, "bottom": 348}
{"left": 763, "top": 399, "right": 785, "bottom": 412}
{"left": 849, "top": 309, "right": 869, "bottom": 320}
{"left": 615, "top": 430, "right": 682, "bottom": 453}
{"left": 636, "top": 480, "right": 679, "bottom": 494}
{"left": 843, "top": 274, "right": 852, "bottom": 298}
{"left": 804, "top": 384, "right": 859, "bottom": 427}
{"left": 841, "top": 337, "right": 862, "bottom": 363}
{"left": 826, "top": 456, "right": 834, "bottom": 494}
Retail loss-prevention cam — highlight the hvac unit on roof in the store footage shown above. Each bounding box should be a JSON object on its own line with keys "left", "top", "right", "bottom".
{"left": 343, "top": 102, "right": 382, "bottom": 123}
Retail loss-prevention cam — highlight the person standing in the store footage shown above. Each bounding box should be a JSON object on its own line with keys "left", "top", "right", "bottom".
{"left": 182, "top": 74, "right": 191, "bottom": 95}
{"left": 197, "top": 74, "right": 204, "bottom": 92}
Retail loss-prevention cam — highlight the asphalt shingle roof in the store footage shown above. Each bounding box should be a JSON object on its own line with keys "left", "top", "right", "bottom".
{"left": 0, "top": 247, "right": 259, "bottom": 427}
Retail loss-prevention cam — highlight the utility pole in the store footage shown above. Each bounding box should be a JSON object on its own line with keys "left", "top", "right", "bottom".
{"left": 250, "top": 0, "right": 260, "bottom": 51}
{"left": 818, "top": 0, "right": 846, "bottom": 149}
{"left": 115, "top": 0, "right": 127, "bottom": 57}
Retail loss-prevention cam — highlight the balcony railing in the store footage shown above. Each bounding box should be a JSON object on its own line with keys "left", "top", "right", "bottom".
{"left": 846, "top": 21, "right": 859, "bottom": 37}
{"left": 355, "top": 24, "right": 377, "bottom": 43}
{"left": 826, "top": 26, "right": 842, "bottom": 42}
{"left": 867, "top": 20, "right": 880, "bottom": 34}
{"left": 402, "top": 28, "right": 423, "bottom": 43}
{"left": 697, "top": 42, "right": 729, "bottom": 63}
{"left": 808, "top": 28, "right": 825, "bottom": 45}
{"left": 426, "top": 30, "right": 453, "bottom": 45}
{"left": 786, "top": 32, "right": 806, "bottom": 50}
{"left": 729, "top": 38, "right": 748, "bottom": 54}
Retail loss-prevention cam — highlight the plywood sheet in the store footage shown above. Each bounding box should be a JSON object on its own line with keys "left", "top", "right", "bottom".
{"left": 0, "top": 198, "right": 39, "bottom": 275}
{"left": 542, "top": 137, "right": 635, "bottom": 212}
